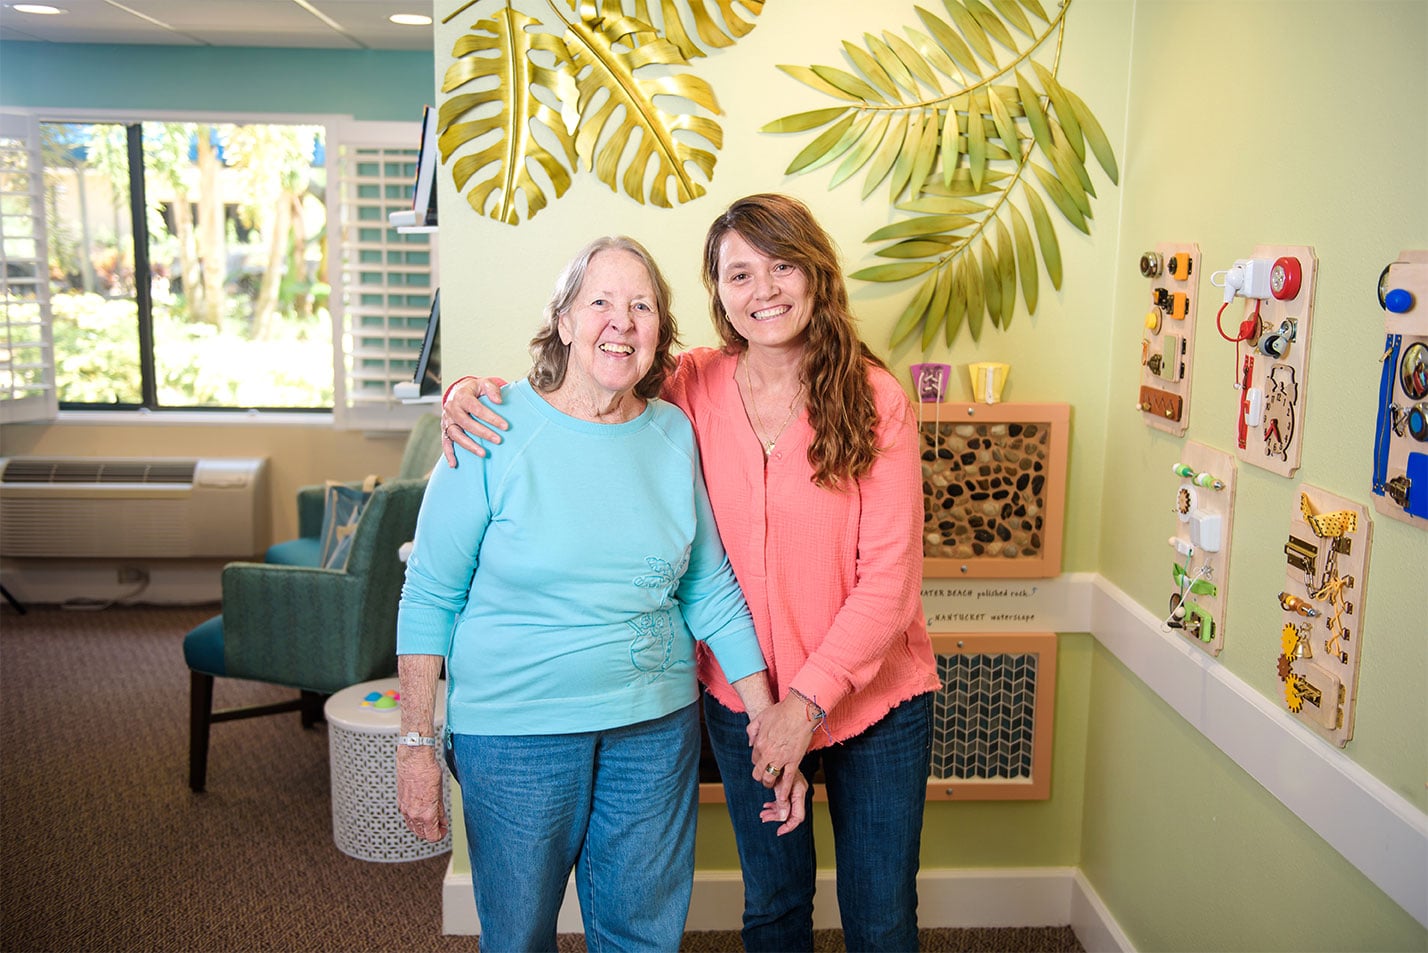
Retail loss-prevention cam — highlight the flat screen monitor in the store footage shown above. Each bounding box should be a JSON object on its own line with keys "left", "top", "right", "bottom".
{"left": 396, "top": 290, "right": 440, "bottom": 400}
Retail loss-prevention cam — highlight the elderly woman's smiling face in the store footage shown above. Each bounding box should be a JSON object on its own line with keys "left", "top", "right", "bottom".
{"left": 556, "top": 248, "right": 661, "bottom": 418}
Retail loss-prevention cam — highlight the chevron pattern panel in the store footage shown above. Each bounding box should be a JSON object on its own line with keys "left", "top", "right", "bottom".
{"left": 927, "top": 632, "right": 1057, "bottom": 800}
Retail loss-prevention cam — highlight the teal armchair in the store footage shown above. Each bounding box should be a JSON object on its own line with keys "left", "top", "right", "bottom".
{"left": 183, "top": 476, "right": 427, "bottom": 792}
{"left": 266, "top": 413, "right": 442, "bottom": 567}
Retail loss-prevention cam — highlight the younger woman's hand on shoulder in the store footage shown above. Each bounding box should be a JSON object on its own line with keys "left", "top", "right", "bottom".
{"left": 441, "top": 376, "right": 510, "bottom": 465}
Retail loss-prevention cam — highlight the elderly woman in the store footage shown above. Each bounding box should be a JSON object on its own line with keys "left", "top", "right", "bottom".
{"left": 443, "top": 197, "right": 939, "bottom": 952}
{"left": 395, "top": 235, "right": 805, "bottom": 953}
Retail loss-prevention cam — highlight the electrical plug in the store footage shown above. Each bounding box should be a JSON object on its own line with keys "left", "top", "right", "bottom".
{"left": 1213, "top": 262, "right": 1247, "bottom": 304}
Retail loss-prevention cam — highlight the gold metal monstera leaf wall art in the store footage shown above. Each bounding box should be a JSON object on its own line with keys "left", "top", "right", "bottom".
{"left": 438, "top": 0, "right": 762, "bottom": 224}
{"left": 763, "top": 0, "right": 1118, "bottom": 348}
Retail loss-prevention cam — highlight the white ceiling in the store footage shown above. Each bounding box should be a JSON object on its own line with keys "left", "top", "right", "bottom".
{"left": 0, "top": 0, "right": 435, "bottom": 50}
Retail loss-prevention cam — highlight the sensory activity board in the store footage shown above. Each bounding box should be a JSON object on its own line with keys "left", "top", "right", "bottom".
{"left": 1136, "top": 243, "right": 1203, "bottom": 435}
{"left": 1276, "top": 486, "right": 1372, "bottom": 748}
{"left": 1210, "top": 244, "right": 1319, "bottom": 477}
{"left": 1371, "top": 250, "right": 1428, "bottom": 529}
{"left": 1164, "top": 441, "right": 1238, "bottom": 657}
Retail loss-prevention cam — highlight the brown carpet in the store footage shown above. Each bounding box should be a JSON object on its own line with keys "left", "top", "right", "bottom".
{"left": 0, "top": 604, "right": 1082, "bottom": 953}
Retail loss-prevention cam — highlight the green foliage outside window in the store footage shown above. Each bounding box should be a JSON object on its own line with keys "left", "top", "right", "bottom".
{"left": 49, "top": 291, "right": 334, "bottom": 407}
{"left": 43, "top": 120, "right": 334, "bottom": 410}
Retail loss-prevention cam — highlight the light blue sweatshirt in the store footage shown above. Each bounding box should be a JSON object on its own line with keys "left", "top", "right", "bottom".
{"left": 397, "top": 379, "right": 764, "bottom": 735}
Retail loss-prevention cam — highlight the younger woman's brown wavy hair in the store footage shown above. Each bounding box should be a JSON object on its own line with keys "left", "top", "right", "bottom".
{"left": 702, "top": 194, "right": 889, "bottom": 488}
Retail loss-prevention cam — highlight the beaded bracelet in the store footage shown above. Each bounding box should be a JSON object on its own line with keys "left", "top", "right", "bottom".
{"left": 787, "top": 687, "right": 826, "bottom": 724}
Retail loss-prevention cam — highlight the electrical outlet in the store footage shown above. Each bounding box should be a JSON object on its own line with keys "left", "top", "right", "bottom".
{"left": 117, "top": 568, "right": 148, "bottom": 584}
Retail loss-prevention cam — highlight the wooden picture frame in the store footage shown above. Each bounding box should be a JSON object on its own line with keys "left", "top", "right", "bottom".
{"left": 927, "top": 632, "right": 1057, "bottom": 800}
{"left": 919, "top": 401, "right": 1070, "bottom": 579}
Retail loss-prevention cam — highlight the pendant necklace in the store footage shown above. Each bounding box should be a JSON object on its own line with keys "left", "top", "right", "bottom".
{"left": 743, "top": 352, "right": 803, "bottom": 457}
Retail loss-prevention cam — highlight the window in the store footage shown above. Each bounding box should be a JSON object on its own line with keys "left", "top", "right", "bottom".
{"left": 0, "top": 111, "right": 57, "bottom": 423}
{"left": 0, "top": 110, "right": 434, "bottom": 428}
{"left": 329, "top": 119, "right": 440, "bottom": 430}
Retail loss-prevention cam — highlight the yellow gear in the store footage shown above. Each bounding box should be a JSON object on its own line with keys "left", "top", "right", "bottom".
{"left": 1284, "top": 677, "right": 1305, "bottom": 713}
{"left": 1280, "top": 623, "right": 1300, "bottom": 658}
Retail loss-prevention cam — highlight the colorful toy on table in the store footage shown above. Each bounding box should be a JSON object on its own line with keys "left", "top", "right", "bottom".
{"left": 359, "top": 689, "right": 400, "bottom": 710}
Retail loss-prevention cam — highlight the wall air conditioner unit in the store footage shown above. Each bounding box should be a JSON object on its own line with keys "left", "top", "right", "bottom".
{"left": 0, "top": 457, "right": 268, "bottom": 559}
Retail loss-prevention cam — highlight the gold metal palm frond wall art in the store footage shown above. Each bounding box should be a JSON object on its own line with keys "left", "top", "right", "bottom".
{"left": 762, "top": 0, "right": 1118, "bottom": 348}
{"left": 438, "top": 0, "right": 763, "bottom": 224}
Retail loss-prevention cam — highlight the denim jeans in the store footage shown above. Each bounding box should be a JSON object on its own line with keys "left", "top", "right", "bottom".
{"left": 448, "top": 703, "right": 700, "bottom": 953}
{"left": 703, "top": 691, "right": 934, "bottom": 953}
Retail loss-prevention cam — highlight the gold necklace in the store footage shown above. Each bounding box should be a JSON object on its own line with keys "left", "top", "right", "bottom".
{"left": 742, "top": 352, "right": 803, "bottom": 457}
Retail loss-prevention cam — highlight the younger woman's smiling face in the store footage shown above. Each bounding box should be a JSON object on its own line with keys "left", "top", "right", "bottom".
{"left": 715, "top": 230, "right": 812, "bottom": 355}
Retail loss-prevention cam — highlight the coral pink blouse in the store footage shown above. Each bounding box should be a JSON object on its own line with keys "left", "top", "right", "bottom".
{"left": 665, "top": 347, "right": 940, "bottom": 747}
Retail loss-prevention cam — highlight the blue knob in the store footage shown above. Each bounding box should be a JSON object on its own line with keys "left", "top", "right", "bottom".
{"left": 1385, "top": 288, "right": 1414, "bottom": 313}
{"left": 1408, "top": 403, "right": 1428, "bottom": 442}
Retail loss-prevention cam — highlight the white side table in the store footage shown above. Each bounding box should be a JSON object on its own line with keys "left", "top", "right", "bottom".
{"left": 325, "top": 676, "right": 452, "bottom": 862}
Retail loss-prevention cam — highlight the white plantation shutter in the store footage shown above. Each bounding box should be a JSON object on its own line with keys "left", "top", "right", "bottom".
{"left": 329, "top": 118, "right": 438, "bottom": 430}
{"left": 0, "top": 111, "right": 57, "bottom": 424}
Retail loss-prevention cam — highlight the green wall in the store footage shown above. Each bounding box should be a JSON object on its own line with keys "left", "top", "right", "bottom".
{"left": 1083, "top": 644, "right": 1424, "bottom": 952}
{"left": 0, "top": 41, "right": 431, "bottom": 119}
{"left": 1090, "top": 1, "right": 1428, "bottom": 949}
{"left": 1100, "top": 0, "right": 1427, "bottom": 815}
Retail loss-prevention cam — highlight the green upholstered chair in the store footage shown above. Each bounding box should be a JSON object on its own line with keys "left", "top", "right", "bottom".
{"left": 265, "top": 413, "right": 442, "bottom": 567}
{"left": 182, "top": 476, "right": 427, "bottom": 792}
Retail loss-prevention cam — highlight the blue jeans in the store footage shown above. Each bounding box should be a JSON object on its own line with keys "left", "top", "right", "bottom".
{"left": 448, "top": 703, "right": 699, "bottom": 953}
{"left": 703, "top": 691, "right": 934, "bottom": 953}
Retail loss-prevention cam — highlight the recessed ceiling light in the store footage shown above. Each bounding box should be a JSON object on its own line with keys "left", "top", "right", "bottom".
{"left": 12, "top": 3, "right": 69, "bottom": 13}
{"left": 388, "top": 13, "right": 432, "bottom": 26}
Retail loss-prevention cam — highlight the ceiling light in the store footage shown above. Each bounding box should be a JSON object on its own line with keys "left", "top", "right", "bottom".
{"left": 388, "top": 13, "right": 431, "bottom": 26}
{"left": 12, "top": 3, "right": 69, "bottom": 13}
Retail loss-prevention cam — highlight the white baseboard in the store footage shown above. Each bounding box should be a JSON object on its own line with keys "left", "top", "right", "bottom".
{"left": 1090, "top": 577, "right": 1428, "bottom": 929}
{"left": 1070, "top": 869, "right": 1136, "bottom": 953}
{"left": 443, "top": 862, "right": 1131, "bottom": 949}
{"left": 441, "top": 859, "right": 477, "bottom": 936}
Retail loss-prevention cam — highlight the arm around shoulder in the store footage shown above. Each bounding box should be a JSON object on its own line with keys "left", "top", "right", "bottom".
{"left": 441, "top": 374, "right": 511, "bottom": 464}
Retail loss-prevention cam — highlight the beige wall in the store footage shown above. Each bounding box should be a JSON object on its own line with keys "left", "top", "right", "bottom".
{"left": 0, "top": 418, "right": 411, "bottom": 548}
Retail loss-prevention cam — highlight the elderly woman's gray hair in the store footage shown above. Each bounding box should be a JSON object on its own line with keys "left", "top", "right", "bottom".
{"left": 528, "top": 236, "right": 680, "bottom": 401}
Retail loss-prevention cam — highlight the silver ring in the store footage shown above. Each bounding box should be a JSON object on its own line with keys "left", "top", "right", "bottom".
{"left": 764, "top": 763, "right": 782, "bottom": 776}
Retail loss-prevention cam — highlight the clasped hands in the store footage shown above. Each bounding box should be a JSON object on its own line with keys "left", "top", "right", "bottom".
{"left": 395, "top": 702, "right": 816, "bottom": 841}
{"left": 749, "top": 695, "right": 817, "bottom": 836}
